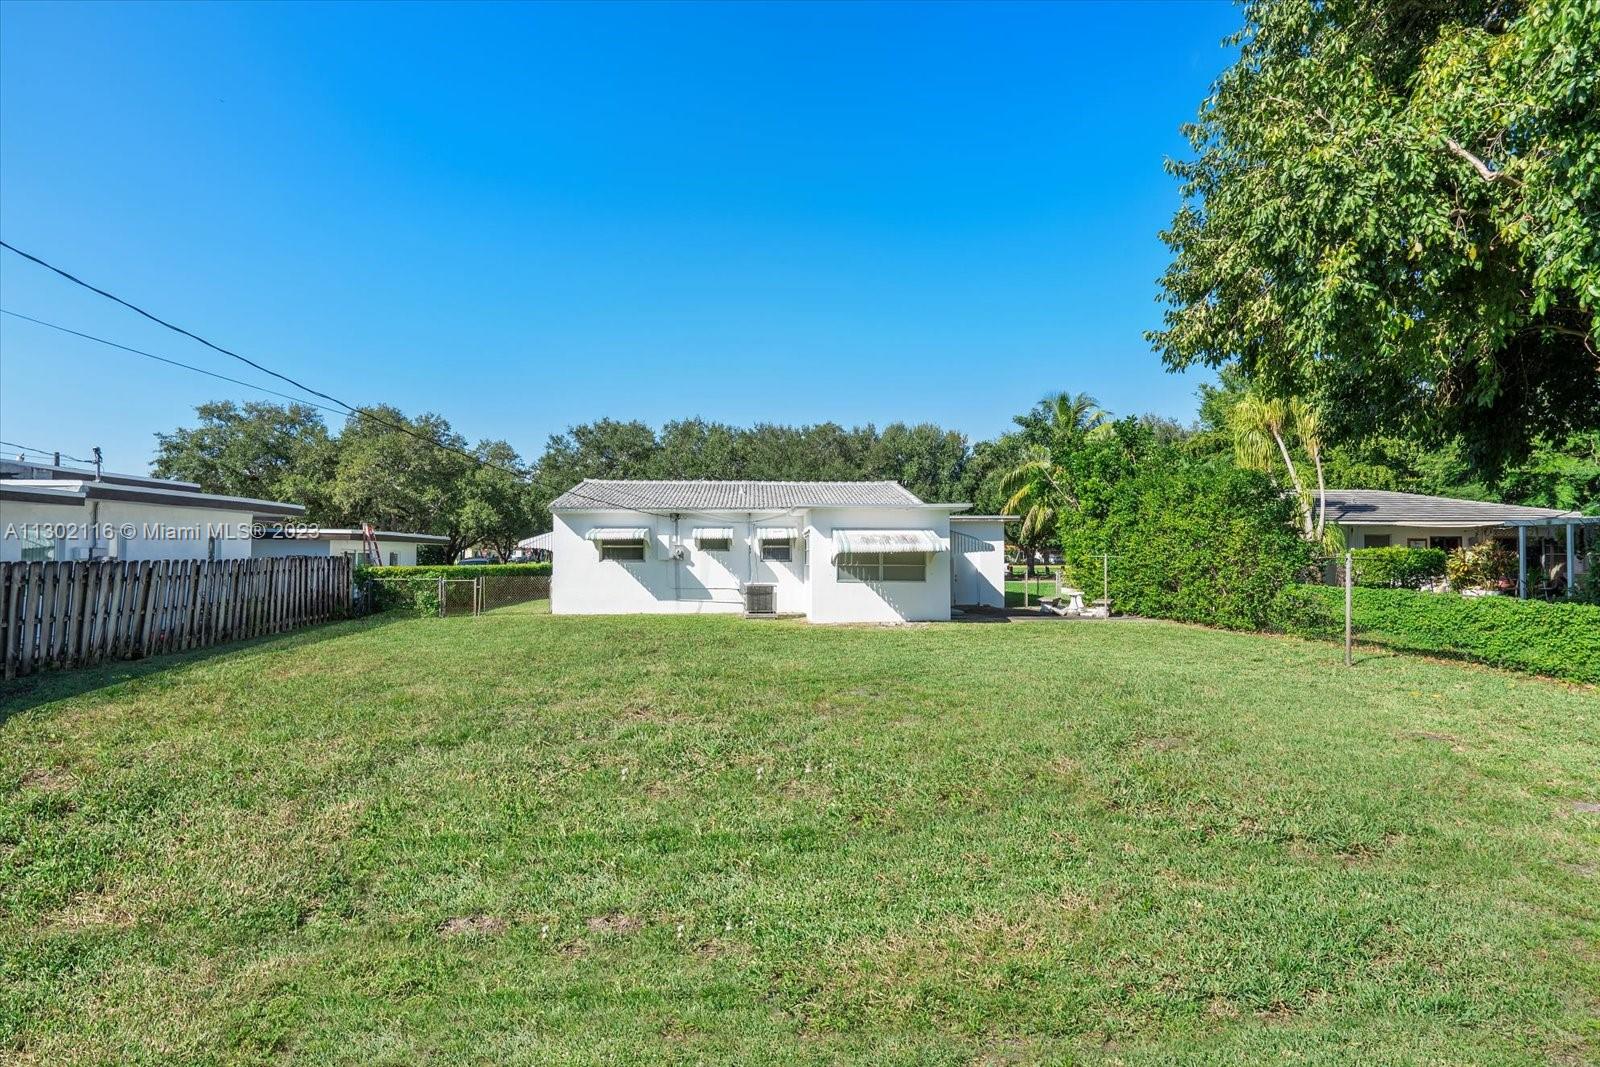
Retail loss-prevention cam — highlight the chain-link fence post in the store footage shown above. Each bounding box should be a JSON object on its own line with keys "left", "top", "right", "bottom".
{"left": 1344, "top": 549, "right": 1353, "bottom": 667}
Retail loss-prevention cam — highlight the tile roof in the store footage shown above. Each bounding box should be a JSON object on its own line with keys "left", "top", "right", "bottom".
{"left": 1323, "top": 489, "right": 1575, "bottom": 526}
{"left": 550, "top": 479, "right": 927, "bottom": 511}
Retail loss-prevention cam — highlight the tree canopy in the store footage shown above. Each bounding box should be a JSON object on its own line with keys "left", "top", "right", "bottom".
{"left": 1153, "top": 0, "right": 1600, "bottom": 471}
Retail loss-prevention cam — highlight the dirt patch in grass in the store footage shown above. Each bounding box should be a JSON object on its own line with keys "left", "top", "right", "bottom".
{"left": 1565, "top": 800, "right": 1600, "bottom": 814}
{"left": 1140, "top": 736, "right": 1189, "bottom": 753}
{"left": 437, "top": 914, "right": 507, "bottom": 937}
{"left": 587, "top": 912, "right": 643, "bottom": 935}
{"left": 18, "top": 767, "right": 75, "bottom": 791}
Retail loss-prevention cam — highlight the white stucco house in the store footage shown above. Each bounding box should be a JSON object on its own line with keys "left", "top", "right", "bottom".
{"left": 1, "top": 459, "right": 304, "bottom": 562}
{"left": 1, "top": 458, "right": 444, "bottom": 566}
{"left": 550, "top": 479, "right": 1010, "bottom": 623}
{"left": 1325, "top": 488, "right": 1596, "bottom": 597}
{"left": 253, "top": 527, "right": 451, "bottom": 567}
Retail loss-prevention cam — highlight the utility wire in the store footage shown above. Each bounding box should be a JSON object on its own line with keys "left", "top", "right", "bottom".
{"left": 0, "top": 438, "right": 94, "bottom": 465}
{"left": 1, "top": 309, "right": 351, "bottom": 418}
{"left": 0, "top": 245, "right": 808, "bottom": 522}
{"left": 0, "top": 240, "right": 537, "bottom": 484}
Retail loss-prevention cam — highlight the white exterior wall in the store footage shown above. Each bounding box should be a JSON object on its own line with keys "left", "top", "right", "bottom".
{"left": 804, "top": 508, "right": 952, "bottom": 624}
{"left": 1341, "top": 524, "right": 1501, "bottom": 549}
{"left": 950, "top": 519, "right": 1007, "bottom": 608}
{"left": 551, "top": 506, "right": 951, "bottom": 622}
{"left": 0, "top": 497, "right": 259, "bottom": 562}
{"left": 252, "top": 536, "right": 427, "bottom": 565}
{"left": 252, "top": 537, "right": 335, "bottom": 559}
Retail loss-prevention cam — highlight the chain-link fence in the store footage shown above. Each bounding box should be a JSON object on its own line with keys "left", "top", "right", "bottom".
{"left": 477, "top": 573, "right": 551, "bottom": 614}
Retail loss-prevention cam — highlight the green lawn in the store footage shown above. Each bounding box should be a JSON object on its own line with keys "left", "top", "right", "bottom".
{"left": 3, "top": 609, "right": 1597, "bottom": 1065}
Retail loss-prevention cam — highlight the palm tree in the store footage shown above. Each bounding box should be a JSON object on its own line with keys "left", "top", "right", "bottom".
{"left": 1229, "top": 391, "right": 1327, "bottom": 543}
{"left": 999, "top": 392, "right": 1108, "bottom": 577}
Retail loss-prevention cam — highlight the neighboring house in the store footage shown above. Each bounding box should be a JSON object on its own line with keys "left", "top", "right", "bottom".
{"left": 550, "top": 480, "right": 1007, "bottom": 622}
{"left": 1, "top": 459, "right": 303, "bottom": 562}
{"left": 1325, "top": 488, "right": 1596, "bottom": 595}
{"left": 513, "top": 532, "right": 553, "bottom": 562}
{"left": 253, "top": 527, "right": 451, "bottom": 567}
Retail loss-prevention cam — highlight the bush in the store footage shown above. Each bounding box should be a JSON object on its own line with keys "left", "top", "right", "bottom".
{"left": 1445, "top": 542, "right": 1517, "bottom": 592}
{"left": 1274, "top": 585, "right": 1600, "bottom": 684}
{"left": 358, "top": 563, "right": 549, "bottom": 615}
{"left": 1061, "top": 459, "right": 1312, "bottom": 630}
{"left": 1349, "top": 546, "right": 1447, "bottom": 589}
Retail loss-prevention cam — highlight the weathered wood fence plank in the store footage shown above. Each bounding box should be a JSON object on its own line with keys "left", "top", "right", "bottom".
{"left": 0, "top": 556, "right": 354, "bottom": 680}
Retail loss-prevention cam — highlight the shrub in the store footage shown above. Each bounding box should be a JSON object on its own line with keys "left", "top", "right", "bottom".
{"left": 1349, "top": 547, "right": 1447, "bottom": 589}
{"left": 1061, "top": 459, "right": 1312, "bottom": 631}
{"left": 358, "top": 563, "right": 549, "bottom": 615}
{"left": 1445, "top": 542, "right": 1518, "bottom": 592}
{"left": 1276, "top": 585, "right": 1600, "bottom": 684}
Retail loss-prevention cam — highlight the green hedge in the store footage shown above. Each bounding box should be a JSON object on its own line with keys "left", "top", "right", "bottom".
{"left": 1349, "top": 546, "right": 1447, "bottom": 589}
{"left": 361, "top": 562, "right": 551, "bottom": 580}
{"left": 1273, "top": 584, "right": 1600, "bottom": 684}
{"left": 1061, "top": 460, "right": 1312, "bottom": 631}
{"left": 359, "top": 562, "right": 550, "bottom": 615}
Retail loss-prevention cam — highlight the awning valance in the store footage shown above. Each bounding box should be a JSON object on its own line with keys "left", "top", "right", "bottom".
{"left": 831, "top": 529, "right": 947, "bottom": 558}
{"left": 755, "top": 526, "right": 798, "bottom": 540}
{"left": 585, "top": 527, "right": 651, "bottom": 542}
{"left": 692, "top": 526, "right": 734, "bottom": 541}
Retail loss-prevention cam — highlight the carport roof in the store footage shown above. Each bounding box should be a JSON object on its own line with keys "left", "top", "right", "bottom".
{"left": 1323, "top": 489, "right": 1578, "bottom": 527}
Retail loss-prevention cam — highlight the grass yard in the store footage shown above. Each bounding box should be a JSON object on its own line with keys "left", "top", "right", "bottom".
{"left": 3, "top": 609, "right": 1598, "bottom": 1065}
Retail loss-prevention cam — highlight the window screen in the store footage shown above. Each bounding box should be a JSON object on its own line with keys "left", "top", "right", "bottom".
{"left": 836, "top": 551, "right": 926, "bottom": 582}
{"left": 1364, "top": 534, "right": 1391, "bottom": 548}
{"left": 698, "top": 537, "right": 731, "bottom": 552}
{"left": 600, "top": 539, "right": 646, "bottom": 561}
{"left": 760, "top": 539, "right": 792, "bottom": 562}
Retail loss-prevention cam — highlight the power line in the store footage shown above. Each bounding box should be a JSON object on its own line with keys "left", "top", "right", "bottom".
{"left": 1, "top": 309, "right": 351, "bottom": 418}
{"left": 0, "top": 438, "right": 94, "bottom": 465}
{"left": 0, "top": 244, "right": 805, "bottom": 521}
{"left": 0, "top": 240, "right": 537, "bottom": 484}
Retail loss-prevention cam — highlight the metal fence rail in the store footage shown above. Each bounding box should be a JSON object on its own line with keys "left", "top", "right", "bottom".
{"left": 1, "top": 556, "right": 353, "bottom": 680}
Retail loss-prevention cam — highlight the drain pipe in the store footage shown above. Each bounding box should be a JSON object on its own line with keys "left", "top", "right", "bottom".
{"left": 672, "top": 513, "right": 681, "bottom": 601}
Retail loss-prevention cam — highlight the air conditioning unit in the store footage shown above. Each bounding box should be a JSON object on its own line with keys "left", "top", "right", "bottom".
{"left": 743, "top": 582, "right": 776, "bottom": 617}
{"left": 669, "top": 544, "right": 688, "bottom": 561}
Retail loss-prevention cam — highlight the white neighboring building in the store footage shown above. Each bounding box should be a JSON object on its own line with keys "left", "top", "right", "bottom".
{"left": 950, "top": 516, "right": 1011, "bottom": 610}
{"left": 550, "top": 480, "right": 1008, "bottom": 623}
{"left": 253, "top": 528, "right": 451, "bottom": 567}
{"left": 1, "top": 459, "right": 303, "bottom": 562}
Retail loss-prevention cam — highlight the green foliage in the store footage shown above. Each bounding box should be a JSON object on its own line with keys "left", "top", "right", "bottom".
{"left": 1349, "top": 547, "right": 1447, "bottom": 589}
{"left": 1445, "top": 542, "right": 1518, "bottom": 591}
{"left": 1572, "top": 552, "right": 1600, "bottom": 605}
{"left": 155, "top": 401, "right": 538, "bottom": 561}
{"left": 152, "top": 400, "right": 339, "bottom": 515}
{"left": 1060, "top": 454, "right": 1313, "bottom": 630}
{"left": 529, "top": 417, "right": 975, "bottom": 513}
{"left": 1153, "top": 0, "right": 1600, "bottom": 470}
{"left": 1275, "top": 584, "right": 1600, "bottom": 684}
{"left": 360, "top": 563, "right": 549, "bottom": 615}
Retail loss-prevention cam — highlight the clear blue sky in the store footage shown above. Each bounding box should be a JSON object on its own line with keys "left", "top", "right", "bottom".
{"left": 0, "top": 1, "right": 1238, "bottom": 473}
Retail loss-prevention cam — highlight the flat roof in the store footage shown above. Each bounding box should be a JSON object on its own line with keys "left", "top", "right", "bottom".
{"left": 255, "top": 527, "right": 451, "bottom": 544}
{"left": 1, "top": 479, "right": 304, "bottom": 517}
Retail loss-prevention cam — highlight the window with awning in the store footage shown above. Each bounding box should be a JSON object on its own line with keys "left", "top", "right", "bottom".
{"left": 830, "top": 529, "right": 946, "bottom": 559}
{"left": 693, "top": 527, "right": 733, "bottom": 551}
{"left": 585, "top": 527, "right": 650, "bottom": 561}
{"left": 756, "top": 526, "right": 797, "bottom": 562}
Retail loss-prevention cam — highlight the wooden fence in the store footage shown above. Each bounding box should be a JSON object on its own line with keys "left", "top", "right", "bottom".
{"left": 1, "top": 556, "right": 354, "bottom": 680}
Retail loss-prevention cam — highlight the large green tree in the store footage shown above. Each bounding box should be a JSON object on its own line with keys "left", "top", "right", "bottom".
{"left": 152, "top": 401, "right": 339, "bottom": 516}
{"left": 1154, "top": 0, "right": 1600, "bottom": 471}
